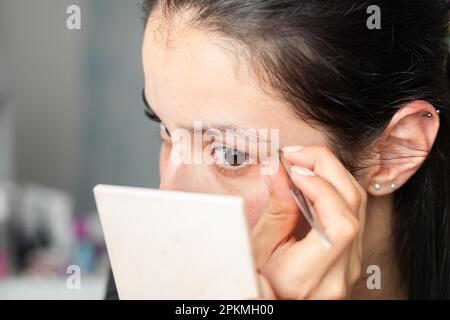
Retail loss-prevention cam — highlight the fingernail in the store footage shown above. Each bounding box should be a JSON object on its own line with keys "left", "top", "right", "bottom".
{"left": 291, "top": 166, "right": 315, "bottom": 177}
{"left": 282, "top": 145, "right": 304, "bottom": 153}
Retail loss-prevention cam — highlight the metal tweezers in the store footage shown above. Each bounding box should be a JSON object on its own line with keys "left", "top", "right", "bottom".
{"left": 278, "top": 149, "right": 332, "bottom": 248}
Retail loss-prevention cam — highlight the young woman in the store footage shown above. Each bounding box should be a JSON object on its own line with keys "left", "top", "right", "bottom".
{"left": 106, "top": 0, "right": 450, "bottom": 299}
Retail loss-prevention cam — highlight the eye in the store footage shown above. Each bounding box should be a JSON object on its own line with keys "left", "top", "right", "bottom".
{"left": 212, "top": 146, "right": 249, "bottom": 171}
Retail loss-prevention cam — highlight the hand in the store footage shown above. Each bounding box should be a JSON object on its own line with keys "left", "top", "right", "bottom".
{"left": 252, "top": 145, "right": 367, "bottom": 299}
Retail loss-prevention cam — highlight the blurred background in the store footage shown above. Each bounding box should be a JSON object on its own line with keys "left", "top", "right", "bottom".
{"left": 0, "top": 0, "right": 161, "bottom": 299}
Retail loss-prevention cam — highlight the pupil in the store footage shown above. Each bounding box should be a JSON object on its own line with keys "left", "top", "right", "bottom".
{"left": 226, "top": 149, "right": 243, "bottom": 166}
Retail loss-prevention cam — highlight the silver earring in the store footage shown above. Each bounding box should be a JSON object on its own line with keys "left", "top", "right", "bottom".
{"left": 422, "top": 112, "right": 433, "bottom": 119}
{"left": 389, "top": 183, "right": 396, "bottom": 190}
{"left": 374, "top": 183, "right": 382, "bottom": 191}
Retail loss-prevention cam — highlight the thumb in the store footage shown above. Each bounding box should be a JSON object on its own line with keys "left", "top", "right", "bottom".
{"left": 251, "top": 160, "right": 300, "bottom": 267}
{"left": 257, "top": 272, "right": 277, "bottom": 300}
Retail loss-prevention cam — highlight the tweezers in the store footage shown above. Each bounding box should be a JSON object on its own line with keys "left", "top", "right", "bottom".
{"left": 278, "top": 149, "right": 332, "bottom": 248}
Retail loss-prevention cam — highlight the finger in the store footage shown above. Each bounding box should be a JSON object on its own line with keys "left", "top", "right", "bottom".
{"left": 307, "top": 237, "right": 363, "bottom": 300}
{"left": 262, "top": 172, "right": 358, "bottom": 298}
{"left": 347, "top": 203, "right": 365, "bottom": 287}
{"left": 254, "top": 145, "right": 364, "bottom": 251}
{"left": 251, "top": 160, "right": 300, "bottom": 267}
{"left": 289, "top": 170, "right": 359, "bottom": 251}
{"left": 257, "top": 272, "right": 277, "bottom": 300}
{"left": 306, "top": 255, "right": 350, "bottom": 300}
{"left": 283, "top": 145, "right": 367, "bottom": 259}
{"left": 282, "top": 145, "right": 363, "bottom": 215}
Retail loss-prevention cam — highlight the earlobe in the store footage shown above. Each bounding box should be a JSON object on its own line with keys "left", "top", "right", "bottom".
{"left": 365, "top": 101, "right": 440, "bottom": 196}
{"left": 369, "top": 182, "right": 398, "bottom": 195}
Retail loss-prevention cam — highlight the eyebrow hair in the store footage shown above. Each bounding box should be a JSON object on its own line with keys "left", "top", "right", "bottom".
{"left": 141, "top": 88, "right": 271, "bottom": 143}
{"left": 183, "top": 125, "right": 271, "bottom": 143}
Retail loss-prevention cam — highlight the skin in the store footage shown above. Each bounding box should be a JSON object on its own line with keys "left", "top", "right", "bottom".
{"left": 142, "top": 9, "right": 440, "bottom": 299}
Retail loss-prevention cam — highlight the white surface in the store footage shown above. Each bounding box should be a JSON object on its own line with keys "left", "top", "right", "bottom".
{"left": 0, "top": 276, "right": 107, "bottom": 300}
{"left": 94, "top": 184, "right": 260, "bottom": 300}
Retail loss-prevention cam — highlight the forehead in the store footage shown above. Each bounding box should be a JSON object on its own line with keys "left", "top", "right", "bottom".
{"left": 143, "top": 15, "right": 275, "bottom": 115}
{"left": 141, "top": 10, "right": 326, "bottom": 147}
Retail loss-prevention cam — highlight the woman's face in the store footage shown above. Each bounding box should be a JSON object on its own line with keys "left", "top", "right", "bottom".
{"left": 142, "top": 15, "right": 327, "bottom": 228}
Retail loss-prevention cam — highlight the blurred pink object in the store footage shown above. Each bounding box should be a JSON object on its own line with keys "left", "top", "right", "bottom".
{"left": 0, "top": 252, "right": 8, "bottom": 278}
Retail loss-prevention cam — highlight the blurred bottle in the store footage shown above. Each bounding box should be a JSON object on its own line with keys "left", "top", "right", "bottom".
{"left": 0, "top": 182, "right": 13, "bottom": 278}
{"left": 73, "top": 217, "right": 95, "bottom": 274}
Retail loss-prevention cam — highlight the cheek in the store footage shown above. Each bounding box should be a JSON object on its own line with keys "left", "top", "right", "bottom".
{"left": 246, "top": 193, "right": 269, "bottom": 229}
{"left": 242, "top": 186, "right": 270, "bottom": 229}
{"left": 202, "top": 170, "right": 270, "bottom": 228}
{"left": 159, "top": 145, "right": 270, "bottom": 228}
{"left": 195, "top": 175, "right": 270, "bottom": 229}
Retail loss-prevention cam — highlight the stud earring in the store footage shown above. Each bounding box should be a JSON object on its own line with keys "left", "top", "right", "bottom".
{"left": 374, "top": 183, "right": 382, "bottom": 191}
{"left": 422, "top": 112, "right": 433, "bottom": 119}
{"left": 389, "top": 183, "right": 396, "bottom": 190}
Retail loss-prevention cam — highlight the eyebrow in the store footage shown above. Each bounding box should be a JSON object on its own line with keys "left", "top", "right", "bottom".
{"left": 184, "top": 125, "right": 271, "bottom": 143}
{"left": 141, "top": 88, "right": 271, "bottom": 143}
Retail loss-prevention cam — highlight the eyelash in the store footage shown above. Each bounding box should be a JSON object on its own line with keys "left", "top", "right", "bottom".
{"left": 144, "top": 109, "right": 171, "bottom": 139}
{"left": 144, "top": 109, "right": 253, "bottom": 176}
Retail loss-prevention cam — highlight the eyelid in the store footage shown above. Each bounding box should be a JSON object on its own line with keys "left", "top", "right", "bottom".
{"left": 144, "top": 109, "right": 162, "bottom": 123}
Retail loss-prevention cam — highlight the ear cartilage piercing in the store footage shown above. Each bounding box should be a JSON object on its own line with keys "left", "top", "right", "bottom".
{"left": 374, "top": 183, "right": 382, "bottom": 191}
{"left": 389, "top": 183, "right": 396, "bottom": 190}
{"left": 422, "top": 112, "right": 433, "bottom": 118}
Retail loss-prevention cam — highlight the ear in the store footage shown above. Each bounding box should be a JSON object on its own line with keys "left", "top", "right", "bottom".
{"left": 362, "top": 100, "right": 440, "bottom": 196}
